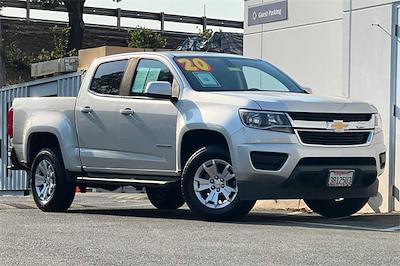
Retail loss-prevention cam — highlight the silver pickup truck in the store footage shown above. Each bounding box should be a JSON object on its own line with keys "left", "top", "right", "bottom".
{"left": 8, "top": 52, "right": 386, "bottom": 220}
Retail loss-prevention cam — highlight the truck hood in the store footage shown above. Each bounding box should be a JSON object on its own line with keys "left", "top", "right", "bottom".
{"left": 212, "top": 91, "right": 377, "bottom": 113}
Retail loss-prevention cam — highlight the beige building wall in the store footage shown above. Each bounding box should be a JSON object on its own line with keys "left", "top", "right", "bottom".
{"left": 245, "top": 0, "right": 344, "bottom": 97}
{"left": 244, "top": 0, "right": 399, "bottom": 212}
{"left": 343, "top": 2, "right": 395, "bottom": 212}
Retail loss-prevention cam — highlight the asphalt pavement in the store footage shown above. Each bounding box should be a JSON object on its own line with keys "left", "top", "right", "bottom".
{"left": 0, "top": 192, "right": 399, "bottom": 265}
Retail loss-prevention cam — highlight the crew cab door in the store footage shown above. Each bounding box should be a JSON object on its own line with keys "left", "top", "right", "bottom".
{"left": 75, "top": 59, "right": 129, "bottom": 172}
{"left": 115, "top": 57, "right": 178, "bottom": 174}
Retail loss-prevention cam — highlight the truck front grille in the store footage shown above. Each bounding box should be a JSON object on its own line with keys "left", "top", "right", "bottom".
{"left": 297, "top": 131, "right": 371, "bottom": 146}
{"left": 288, "top": 112, "right": 372, "bottom": 122}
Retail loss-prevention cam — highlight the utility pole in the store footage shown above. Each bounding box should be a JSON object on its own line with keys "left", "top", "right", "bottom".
{"left": 202, "top": 4, "right": 207, "bottom": 32}
{"left": 0, "top": 14, "right": 5, "bottom": 87}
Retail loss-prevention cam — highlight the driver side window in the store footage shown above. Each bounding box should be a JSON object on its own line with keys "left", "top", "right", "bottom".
{"left": 131, "top": 59, "right": 173, "bottom": 95}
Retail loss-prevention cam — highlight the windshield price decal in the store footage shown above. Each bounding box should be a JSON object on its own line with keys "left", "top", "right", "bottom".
{"left": 176, "top": 58, "right": 212, "bottom": 72}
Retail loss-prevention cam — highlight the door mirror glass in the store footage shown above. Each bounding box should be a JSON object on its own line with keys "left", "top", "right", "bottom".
{"left": 302, "top": 86, "right": 313, "bottom": 94}
{"left": 145, "top": 81, "right": 172, "bottom": 98}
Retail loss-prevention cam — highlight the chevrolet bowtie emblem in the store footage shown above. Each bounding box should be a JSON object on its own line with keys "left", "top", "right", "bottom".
{"left": 329, "top": 120, "right": 348, "bottom": 132}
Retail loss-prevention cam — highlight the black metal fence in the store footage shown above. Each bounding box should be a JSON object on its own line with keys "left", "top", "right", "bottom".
{"left": 0, "top": 0, "right": 243, "bottom": 32}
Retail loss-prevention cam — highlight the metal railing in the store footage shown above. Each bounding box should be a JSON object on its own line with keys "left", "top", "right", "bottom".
{"left": 0, "top": 0, "right": 243, "bottom": 32}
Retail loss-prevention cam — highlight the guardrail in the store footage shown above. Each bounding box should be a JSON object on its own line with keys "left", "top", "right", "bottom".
{"left": 0, "top": 0, "right": 243, "bottom": 32}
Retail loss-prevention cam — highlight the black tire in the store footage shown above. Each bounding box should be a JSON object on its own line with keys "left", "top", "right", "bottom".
{"left": 304, "top": 198, "right": 369, "bottom": 218}
{"left": 31, "top": 147, "right": 76, "bottom": 212}
{"left": 181, "top": 145, "right": 256, "bottom": 221}
{"left": 146, "top": 184, "right": 185, "bottom": 210}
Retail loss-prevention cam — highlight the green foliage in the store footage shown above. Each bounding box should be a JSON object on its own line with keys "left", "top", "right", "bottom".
{"left": 4, "top": 26, "right": 77, "bottom": 71}
{"left": 128, "top": 28, "right": 167, "bottom": 49}
{"left": 4, "top": 41, "right": 30, "bottom": 70}
{"left": 31, "top": 26, "right": 77, "bottom": 63}
{"left": 197, "top": 28, "right": 213, "bottom": 40}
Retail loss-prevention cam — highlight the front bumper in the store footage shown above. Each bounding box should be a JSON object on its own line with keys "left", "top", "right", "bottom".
{"left": 230, "top": 128, "right": 386, "bottom": 200}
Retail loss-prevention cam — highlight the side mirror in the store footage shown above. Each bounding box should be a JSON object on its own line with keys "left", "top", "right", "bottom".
{"left": 302, "top": 86, "right": 313, "bottom": 94}
{"left": 144, "top": 81, "right": 172, "bottom": 99}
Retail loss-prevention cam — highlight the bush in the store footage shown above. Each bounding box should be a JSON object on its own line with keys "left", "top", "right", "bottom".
{"left": 5, "top": 26, "right": 77, "bottom": 70}
{"left": 4, "top": 41, "right": 30, "bottom": 70}
{"left": 31, "top": 26, "right": 77, "bottom": 64}
{"left": 128, "top": 28, "right": 167, "bottom": 49}
{"left": 197, "top": 28, "right": 213, "bottom": 40}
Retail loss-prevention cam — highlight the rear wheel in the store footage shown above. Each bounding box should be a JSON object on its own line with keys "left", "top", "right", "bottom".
{"left": 146, "top": 184, "right": 185, "bottom": 210}
{"left": 31, "top": 148, "right": 75, "bottom": 212}
{"left": 182, "top": 146, "right": 256, "bottom": 221}
{"left": 304, "top": 198, "right": 369, "bottom": 218}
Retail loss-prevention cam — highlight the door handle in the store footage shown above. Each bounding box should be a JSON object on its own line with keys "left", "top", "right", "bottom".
{"left": 120, "top": 108, "right": 134, "bottom": 116}
{"left": 80, "top": 106, "right": 93, "bottom": 113}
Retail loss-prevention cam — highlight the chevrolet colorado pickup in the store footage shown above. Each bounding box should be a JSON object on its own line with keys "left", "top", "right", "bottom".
{"left": 8, "top": 52, "right": 386, "bottom": 220}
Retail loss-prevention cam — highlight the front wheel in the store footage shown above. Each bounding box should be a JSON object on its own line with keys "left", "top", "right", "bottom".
{"left": 181, "top": 146, "right": 256, "bottom": 221}
{"left": 304, "top": 198, "right": 369, "bottom": 218}
{"left": 31, "top": 148, "right": 75, "bottom": 212}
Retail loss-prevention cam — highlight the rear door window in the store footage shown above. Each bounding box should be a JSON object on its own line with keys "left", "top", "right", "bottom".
{"left": 90, "top": 60, "right": 128, "bottom": 95}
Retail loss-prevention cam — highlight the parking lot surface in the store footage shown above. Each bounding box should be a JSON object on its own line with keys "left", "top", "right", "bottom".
{"left": 0, "top": 193, "right": 399, "bottom": 265}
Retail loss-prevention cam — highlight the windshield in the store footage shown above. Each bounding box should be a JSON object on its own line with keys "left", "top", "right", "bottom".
{"left": 174, "top": 56, "right": 304, "bottom": 93}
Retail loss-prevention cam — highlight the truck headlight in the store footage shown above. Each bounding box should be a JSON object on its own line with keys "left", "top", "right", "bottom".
{"left": 239, "top": 110, "right": 293, "bottom": 133}
{"left": 374, "top": 113, "right": 382, "bottom": 133}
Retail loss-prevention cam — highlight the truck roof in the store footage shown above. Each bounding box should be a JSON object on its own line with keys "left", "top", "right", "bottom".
{"left": 96, "top": 51, "right": 254, "bottom": 62}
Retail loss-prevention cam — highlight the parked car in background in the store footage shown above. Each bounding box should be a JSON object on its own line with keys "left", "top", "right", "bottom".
{"left": 8, "top": 52, "right": 386, "bottom": 220}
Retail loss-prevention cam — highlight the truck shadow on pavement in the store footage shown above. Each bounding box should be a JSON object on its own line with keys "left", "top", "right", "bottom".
{"left": 67, "top": 208, "right": 400, "bottom": 232}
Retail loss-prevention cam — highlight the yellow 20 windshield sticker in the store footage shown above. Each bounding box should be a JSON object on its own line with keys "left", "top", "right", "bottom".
{"left": 176, "top": 58, "right": 212, "bottom": 72}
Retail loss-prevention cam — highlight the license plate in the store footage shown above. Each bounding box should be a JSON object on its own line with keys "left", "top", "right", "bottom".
{"left": 327, "top": 170, "right": 354, "bottom": 187}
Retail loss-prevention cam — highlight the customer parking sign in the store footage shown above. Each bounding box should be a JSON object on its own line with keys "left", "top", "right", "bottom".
{"left": 248, "top": 0, "right": 288, "bottom": 26}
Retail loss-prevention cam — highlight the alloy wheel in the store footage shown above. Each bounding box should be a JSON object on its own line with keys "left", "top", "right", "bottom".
{"left": 34, "top": 159, "right": 56, "bottom": 204}
{"left": 193, "top": 159, "right": 238, "bottom": 209}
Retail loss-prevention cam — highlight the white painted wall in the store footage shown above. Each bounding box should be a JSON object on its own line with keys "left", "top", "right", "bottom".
{"left": 244, "top": 0, "right": 399, "bottom": 212}
{"left": 344, "top": 0, "right": 394, "bottom": 10}
{"left": 261, "top": 20, "right": 344, "bottom": 96}
{"left": 245, "top": 0, "right": 345, "bottom": 97}
{"left": 344, "top": 3, "right": 394, "bottom": 212}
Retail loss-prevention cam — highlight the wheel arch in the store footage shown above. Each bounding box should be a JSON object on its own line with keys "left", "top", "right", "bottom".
{"left": 26, "top": 131, "right": 62, "bottom": 166}
{"left": 178, "top": 127, "right": 232, "bottom": 171}
{"left": 24, "top": 126, "right": 80, "bottom": 172}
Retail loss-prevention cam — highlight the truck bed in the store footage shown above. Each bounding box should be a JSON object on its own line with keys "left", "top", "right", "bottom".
{"left": 12, "top": 97, "right": 77, "bottom": 162}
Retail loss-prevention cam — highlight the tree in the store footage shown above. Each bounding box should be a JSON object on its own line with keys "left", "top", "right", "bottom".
{"left": 33, "top": 0, "right": 121, "bottom": 52}
{"left": 64, "top": 0, "right": 85, "bottom": 52}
